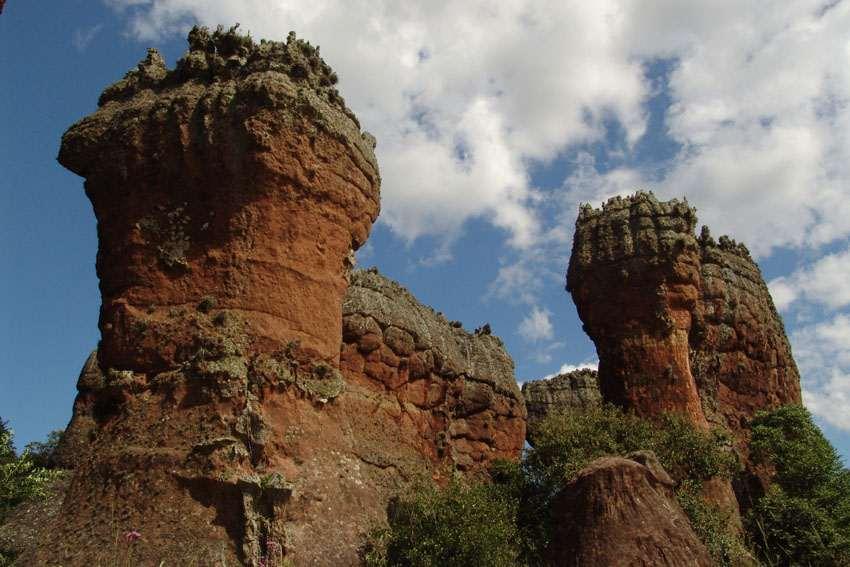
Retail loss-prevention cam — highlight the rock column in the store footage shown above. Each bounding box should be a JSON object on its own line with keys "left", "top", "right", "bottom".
{"left": 48, "top": 27, "right": 380, "bottom": 566}
{"left": 567, "top": 193, "right": 708, "bottom": 427}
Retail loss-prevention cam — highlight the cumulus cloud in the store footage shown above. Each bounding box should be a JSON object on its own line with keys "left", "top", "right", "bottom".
{"left": 573, "top": 1, "right": 850, "bottom": 257}
{"left": 104, "top": 0, "right": 850, "bottom": 260}
{"left": 769, "top": 246, "right": 850, "bottom": 311}
{"left": 792, "top": 313, "right": 850, "bottom": 431}
{"left": 518, "top": 306, "right": 554, "bottom": 342}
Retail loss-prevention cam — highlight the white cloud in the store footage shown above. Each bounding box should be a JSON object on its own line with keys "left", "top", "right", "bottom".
{"left": 540, "top": 359, "right": 599, "bottom": 381}
{"left": 518, "top": 306, "right": 554, "bottom": 342}
{"left": 792, "top": 313, "right": 850, "bottom": 431}
{"left": 72, "top": 24, "right": 104, "bottom": 52}
{"left": 768, "top": 277, "right": 799, "bottom": 312}
{"left": 769, "top": 246, "right": 850, "bottom": 311}
{"left": 104, "top": 1, "right": 850, "bottom": 260}
{"left": 803, "top": 368, "right": 850, "bottom": 431}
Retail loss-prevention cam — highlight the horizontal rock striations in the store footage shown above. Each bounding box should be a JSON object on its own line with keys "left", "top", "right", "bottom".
{"left": 53, "top": 269, "right": 526, "bottom": 566}
{"left": 58, "top": 26, "right": 380, "bottom": 370}
{"left": 49, "top": 34, "right": 525, "bottom": 564}
{"left": 548, "top": 452, "right": 713, "bottom": 566}
{"left": 568, "top": 193, "right": 708, "bottom": 427}
{"left": 690, "top": 229, "right": 801, "bottom": 447}
{"left": 521, "top": 368, "right": 600, "bottom": 443}
{"left": 566, "top": 192, "right": 801, "bottom": 523}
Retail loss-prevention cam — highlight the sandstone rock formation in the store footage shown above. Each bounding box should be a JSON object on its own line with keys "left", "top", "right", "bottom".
{"left": 567, "top": 192, "right": 801, "bottom": 449}
{"left": 548, "top": 452, "right": 712, "bottom": 566}
{"left": 521, "top": 368, "right": 600, "bottom": 443}
{"left": 567, "top": 194, "right": 709, "bottom": 428}
{"left": 45, "top": 27, "right": 525, "bottom": 566}
{"left": 341, "top": 269, "right": 526, "bottom": 473}
{"left": 690, "top": 228, "right": 801, "bottom": 447}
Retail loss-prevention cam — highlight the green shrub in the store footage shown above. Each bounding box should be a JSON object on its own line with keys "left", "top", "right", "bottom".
{"left": 364, "top": 480, "right": 520, "bottom": 567}
{"left": 368, "top": 406, "right": 744, "bottom": 566}
{"left": 522, "top": 405, "right": 744, "bottom": 566}
{"left": 676, "top": 480, "right": 752, "bottom": 566}
{"left": 525, "top": 404, "right": 738, "bottom": 489}
{"left": 0, "top": 420, "right": 61, "bottom": 523}
{"left": 23, "top": 430, "right": 63, "bottom": 469}
{"left": 747, "top": 405, "right": 850, "bottom": 566}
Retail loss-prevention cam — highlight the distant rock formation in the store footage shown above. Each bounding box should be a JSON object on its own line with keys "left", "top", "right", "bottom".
{"left": 568, "top": 194, "right": 709, "bottom": 428}
{"left": 567, "top": 192, "right": 801, "bottom": 453}
{"left": 521, "top": 368, "right": 600, "bottom": 443}
{"left": 548, "top": 452, "right": 712, "bottom": 566}
{"left": 566, "top": 192, "right": 801, "bottom": 523}
{"left": 691, "top": 228, "right": 801, "bottom": 451}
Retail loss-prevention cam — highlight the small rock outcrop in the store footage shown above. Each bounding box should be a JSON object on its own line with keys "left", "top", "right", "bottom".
{"left": 521, "top": 368, "right": 600, "bottom": 442}
{"left": 548, "top": 452, "right": 712, "bottom": 567}
{"left": 567, "top": 192, "right": 801, "bottom": 449}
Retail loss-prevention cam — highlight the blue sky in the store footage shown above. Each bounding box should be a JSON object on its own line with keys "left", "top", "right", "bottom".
{"left": 1, "top": 1, "right": 849, "bottom": 463}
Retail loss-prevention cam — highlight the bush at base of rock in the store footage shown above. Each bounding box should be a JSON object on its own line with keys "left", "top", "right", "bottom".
{"left": 364, "top": 481, "right": 521, "bottom": 567}
{"left": 365, "top": 405, "right": 747, "bottom": 566}
{"left": 747, "top": 405, "right": 850, "bottom": 566}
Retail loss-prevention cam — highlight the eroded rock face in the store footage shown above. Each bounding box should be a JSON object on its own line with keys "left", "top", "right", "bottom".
{"left": 566, "top": 192, "right": 801, "bottom": 449}
{"left": 690, "top": 229, "right": 801, "bottom": 445}
{"left": 521, "top": 368, "right": 600, "bottom": 443}
{"left": 46, "top": 26, "right": 388, "bottom": 566}
{"left": 341, "top": 269, "right": 527, "bottom": 473}
{"left": 548, "top": 452, "right": 712, "bottom": 566}
{"left": 567, "top": 193, "right": 708, "bottom": 428}
{"left": 59, "top": 28, "right": 379, "bottom": 370}
{"left": 52, "top": 270, "right": 526, "bottom": 566}
{"left": 48, "top": 38, "right": 524, "bottom": 563}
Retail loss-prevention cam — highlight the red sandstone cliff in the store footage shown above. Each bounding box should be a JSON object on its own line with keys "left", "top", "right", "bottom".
{"left": 566, "top": 192, "right": 801, "bottom": 519}
{"left": 43, "top": 27, "right": 525, "bottom": 566}
{"left": 567, "top": 192, "right": 801, "bottom": 450}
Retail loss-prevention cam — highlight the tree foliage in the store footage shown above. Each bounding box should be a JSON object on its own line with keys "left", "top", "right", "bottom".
{"left": 747, "top": 405, "right": 850, "bottom": 566}
{"left": 0, "top": 420, "right": 61, "bottom": 523}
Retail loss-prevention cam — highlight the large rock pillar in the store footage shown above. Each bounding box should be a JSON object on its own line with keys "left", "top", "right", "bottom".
{"left": 47, "top": 27, "right": 379, "bottom": 566}
{"left": 567, "top": 192, "right": 708, "bottom": 428}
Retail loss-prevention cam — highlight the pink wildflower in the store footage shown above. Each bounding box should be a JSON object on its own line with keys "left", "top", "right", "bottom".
{"left": 124, "top": 529, "right": 142, "bottom": 543}
{"left": 267, "top": 541, "right": 282, "bottom": 554}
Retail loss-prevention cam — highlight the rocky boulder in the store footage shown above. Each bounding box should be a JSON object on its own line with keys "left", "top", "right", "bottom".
{"left": 548, "top": 452, "right": 712, "bottom": 566}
